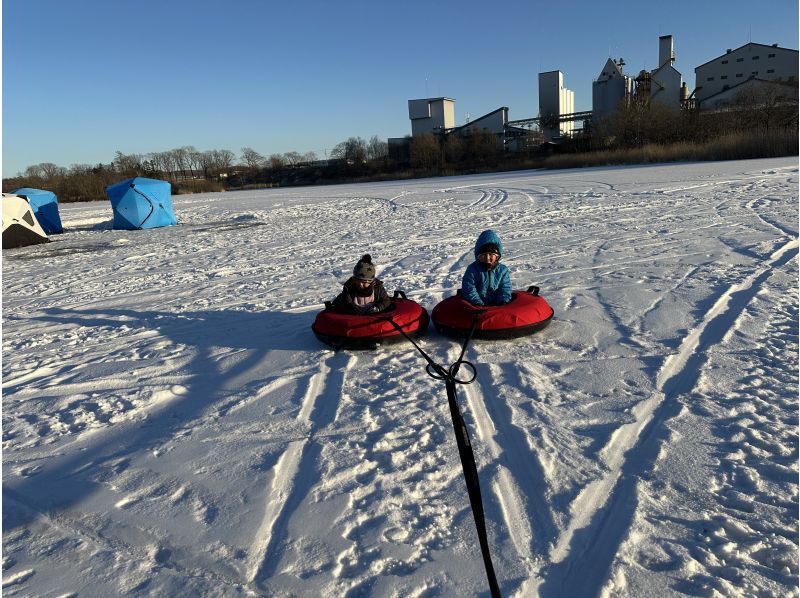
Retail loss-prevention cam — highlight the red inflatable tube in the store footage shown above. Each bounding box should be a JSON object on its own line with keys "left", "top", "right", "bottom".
{"left": 312, "top": 295, "right": 429, "bottom": 349}
{"left": 432, "top": 286, "right": 554, "bottom": 340}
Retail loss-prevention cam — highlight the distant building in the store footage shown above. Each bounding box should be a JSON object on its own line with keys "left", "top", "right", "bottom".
{"left": 388, "top": 98, "right": 508, "bottom": 152}
{"left": 408, "top": 97, "right": 455, "bottom": 136}
{"left": 631, "top": 35, "right": 685, "bottom": 110}
{"left": 538, "top": 71, "right": 575, "bottom": 140}
{"left": 592, "top": 58, "right": 633, "bottom": 121}
{"left": 693, "top": 42, "right": 799, "bottom": 110}
{"left": 449, "top": 107, "right": 509, "bottom": 138}
{"left": 652, "top": 35, "right": 683, "bottom": 108}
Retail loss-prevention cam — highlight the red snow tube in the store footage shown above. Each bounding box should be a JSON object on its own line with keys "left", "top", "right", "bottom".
{"left": 432, "top": 286, "right": 554, "bottom": 340}
{"left": 312, "top": 292, "right": 429, "bottom": 349}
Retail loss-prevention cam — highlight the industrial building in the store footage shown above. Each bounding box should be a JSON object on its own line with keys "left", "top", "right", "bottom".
{"left": 592, "top": 35, "right": 686, "bottom": 123}
{"left": 408, "top": 98, "right": 456, "bottom": 136}
{"left": 392, "top": 35, "right": 796, "bottom": 159}
{"left": 693, "top": 43, "right": 799, "bottom": 110}
{"left": 538, "top": 71, "right": 576, "bottom": 140}
{"left": 638, "top": 35, "right": 685, "bottom": 109}
{"left": 406, "top": 98, "right": 512, "bottom": 141}
{"left": 449, "top": 107, "right": 510, "bottom": 138}
{"left": 592, "top": 58, "right": 633, "bottom": 121}
{"left": 388, "top": 100, "right": 516, "bottom": 162}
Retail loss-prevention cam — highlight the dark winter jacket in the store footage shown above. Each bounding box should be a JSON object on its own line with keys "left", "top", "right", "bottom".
{"left": 331, "top": 278, "right": 391, "bottom": 314}
{"left": 461, "top": 230, "right": 513, "bottom": 306}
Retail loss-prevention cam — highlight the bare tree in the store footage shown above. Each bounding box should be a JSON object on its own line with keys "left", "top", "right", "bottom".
{"left": 167, "top": 151, "right": 181, "bottom": 180}
{"left": 24, "top": 164, "right": 44, "bottom": 178}
{"left": 197, "top": 151, "right": 214, "bottom": 179}
{"left": 735, "top": 82, "right": 799, "bottom": 132}
{"left": 186, "top": 147, "right": 203, "bottom": 177}
{"left": 113, "top": 151, "right": 145, "bottom": 176}
{"left": 268, "top": 154, "right": 285, "bottom": 169}
{"left": 464, "top": 130, "right": 501, "bottom": 165}
{"left": 215, "top": 150, "right": 236, "bottom": 170}
{"left": 173, "top": 146, "right": 198, "bottom": 179}
{"left": 147, "top": 151, "right": 171, "bottom": 180}
{"left": 241, "top": 147, "right": 265, "bottom": 169}
{"left": 331, "top": 137, "right": 367, "bottom": 163}
{"left": 283, "top": 151, "right": 302, "bottom": 166}
{"left": 444, "top": 135, "right": 465, "bottom": 165}
{"left": 366, "top": 135, "right": 388, "bottom": 161}
{"left": 64, "top": 163, "right": 110, "bottom": 201}
{"left": 42, "top": 162, "right": 66, "bottom": 179}
{"left": 410, "top": 133, "right": 441, "bottom": 170}
{"left": 172, "top": 147, "right": 186, "bottom": 179}
{"left": 24, "top": 162, "right": 67, "bottom": 181}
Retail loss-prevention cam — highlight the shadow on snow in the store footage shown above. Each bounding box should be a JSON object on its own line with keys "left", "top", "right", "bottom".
{"left": 3, "top": 305, "right": 324, "bottom": 531}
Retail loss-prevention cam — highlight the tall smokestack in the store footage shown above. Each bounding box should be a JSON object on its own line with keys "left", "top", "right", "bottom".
{"left": 659, "top": 35, "right": 674, "bottom": 67}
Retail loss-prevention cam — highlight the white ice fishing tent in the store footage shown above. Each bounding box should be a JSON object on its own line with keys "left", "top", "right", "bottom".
{"left": 2, "top": 193, "right": 49, "bottom": 249}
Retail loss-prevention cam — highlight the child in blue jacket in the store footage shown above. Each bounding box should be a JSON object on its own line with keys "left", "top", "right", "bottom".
{"left": 461, "top": 229, "right": 513, "bottom": 306}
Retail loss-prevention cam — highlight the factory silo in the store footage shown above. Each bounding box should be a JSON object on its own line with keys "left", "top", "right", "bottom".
{"left": 538, "top": 70, "right": 575, "bottom": 141}
{"left": 592, "top": 58, "right": 632, "bottom": 122}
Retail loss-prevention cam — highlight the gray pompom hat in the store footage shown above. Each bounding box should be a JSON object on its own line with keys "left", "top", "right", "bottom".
{"left": 353, "top": 254, "right": 376, "bottom": 281}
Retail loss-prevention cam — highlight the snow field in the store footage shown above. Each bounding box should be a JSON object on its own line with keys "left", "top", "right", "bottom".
{"left": 2, "top": 157, "right": 798, "bottom": 596}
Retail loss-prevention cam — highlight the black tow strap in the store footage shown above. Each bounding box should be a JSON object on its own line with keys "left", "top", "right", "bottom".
{"left": 386, "top": 314, "right": 501, "bottom": 598}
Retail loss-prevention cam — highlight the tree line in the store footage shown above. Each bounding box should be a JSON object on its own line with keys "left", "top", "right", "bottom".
{"left": 2, "top": 135, "right": 392, "bottom": 203}
{"left": 3, "top": 85, "right": 796, "bottom": 203}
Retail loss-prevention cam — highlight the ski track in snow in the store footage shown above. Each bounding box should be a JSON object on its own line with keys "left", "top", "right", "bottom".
{"left": 248, "top": 351, "right": 353, "bottom": 589}
{"left": 543, "top": 236, "right": 798, "bottom": 595}
{"left": 2, "top": 158, "right": 797, "bottom": 597}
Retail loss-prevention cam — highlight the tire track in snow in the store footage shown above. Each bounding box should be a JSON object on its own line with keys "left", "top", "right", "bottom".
{"left": 541, "top": 237, "right": 798, "bottom": 596}
{"left": 489, "top": 188, "right": 509, "bottom": 209}
{"left": 467, "top": 188, "right": 509, "bottom": 209}
{"left": 247, "top": 351, "right": 355, "bottom": 588}
{"left": 467, "top": 188, "right": 492, "bottom": 208}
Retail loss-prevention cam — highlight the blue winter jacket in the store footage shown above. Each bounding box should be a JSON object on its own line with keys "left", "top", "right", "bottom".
{"left": 461, "top": 230, "right": 513, "bottom": 306}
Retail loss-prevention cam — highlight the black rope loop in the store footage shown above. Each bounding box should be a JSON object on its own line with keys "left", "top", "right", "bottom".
{"left": 384, "top": 304, "right": 482, "bottom": 388}
{"left": 426, "top": 359, "right": 477, "bottom": 384}
{"left": 425, "top": 359, "right": 478, "bottom": 384}
{"left": 425, "top": 362, "right": 449, "bottom": 380}
{"left": 449, "top": 359, "right": 477, "bottom": 384}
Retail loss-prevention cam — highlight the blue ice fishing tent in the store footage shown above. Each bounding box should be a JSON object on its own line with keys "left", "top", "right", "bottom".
{"left": 12, "top": 187, "right": 64, "bottom": 234}
{"left": 106, "top": 177, "right": 177, "bottom": 230}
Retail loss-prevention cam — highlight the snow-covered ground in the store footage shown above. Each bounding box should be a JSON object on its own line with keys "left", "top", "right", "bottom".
{"left": 3, "top": 158, "right": 798, "bottom": 597}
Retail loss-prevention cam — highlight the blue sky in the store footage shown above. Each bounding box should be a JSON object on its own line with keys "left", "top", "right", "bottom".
{"left": 3, "top": 0, "right": 798, "bottom": 176}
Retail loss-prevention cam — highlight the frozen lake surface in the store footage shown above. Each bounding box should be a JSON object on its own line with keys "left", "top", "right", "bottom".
{"left": 3, "top": 157, "right": 798, "bottom": 596}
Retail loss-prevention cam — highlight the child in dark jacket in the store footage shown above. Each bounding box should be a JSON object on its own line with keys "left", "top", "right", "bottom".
{"left": 332, "top": 254, "right": 392, "bottom": 314}
{"left": 461, "top": 229, "right": 513, "bottom": 306}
